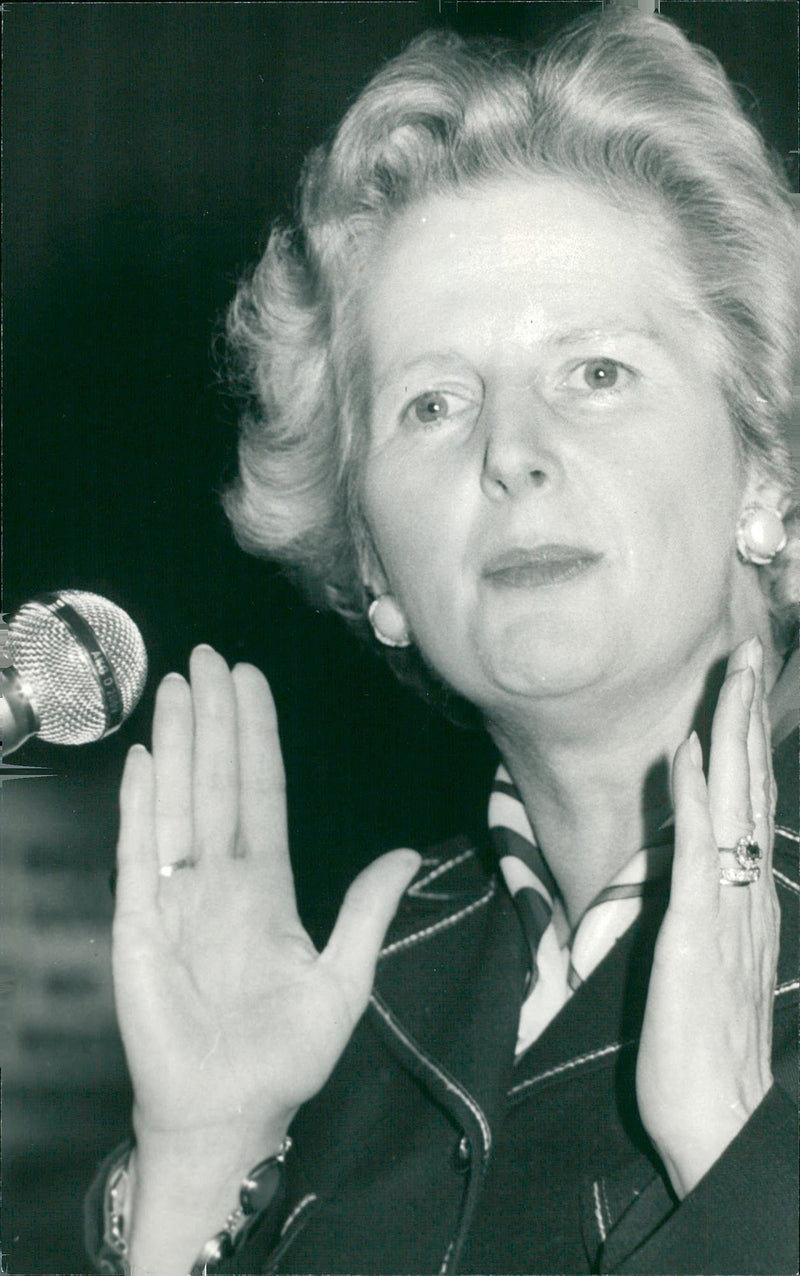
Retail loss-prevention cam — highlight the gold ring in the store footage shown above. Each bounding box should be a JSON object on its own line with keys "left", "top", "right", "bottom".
{"left": 159, "top": 857, "right": 196, "bottom": 878}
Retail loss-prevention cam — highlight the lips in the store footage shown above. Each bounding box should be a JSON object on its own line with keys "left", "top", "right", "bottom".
{"left": 482, "top": 543, "right": 603, "bottom": 588}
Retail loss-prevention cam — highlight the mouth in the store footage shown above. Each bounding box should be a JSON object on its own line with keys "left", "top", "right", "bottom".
{"left": 482, "top": 543, "right": 603, "bottom": 589}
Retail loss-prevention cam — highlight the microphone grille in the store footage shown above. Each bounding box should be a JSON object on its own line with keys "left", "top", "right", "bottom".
{"left": 8, "top": 590, "right": 148, "bottom": 744}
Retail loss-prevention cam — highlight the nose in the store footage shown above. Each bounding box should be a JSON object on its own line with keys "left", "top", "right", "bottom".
{"left": 479, "top": 389, "right": 560, "bottom": 501}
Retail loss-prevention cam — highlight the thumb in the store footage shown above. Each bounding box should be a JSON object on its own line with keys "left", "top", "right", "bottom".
{"left": 321, "top": 849, "right": 421, "bottom": 1007}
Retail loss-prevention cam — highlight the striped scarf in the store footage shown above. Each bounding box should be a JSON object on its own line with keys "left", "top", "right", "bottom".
{"left": 489, "top": 764, "right": 673, "bottom": 1056}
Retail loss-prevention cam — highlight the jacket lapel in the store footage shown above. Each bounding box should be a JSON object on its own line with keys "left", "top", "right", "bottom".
{"left": 371, "top": 841, "right": 526, "bottom": 1144}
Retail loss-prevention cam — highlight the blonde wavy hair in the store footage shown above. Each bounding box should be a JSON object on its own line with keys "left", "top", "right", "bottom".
{"left": 223, "top": 10, "right": 799, "bottom": 709}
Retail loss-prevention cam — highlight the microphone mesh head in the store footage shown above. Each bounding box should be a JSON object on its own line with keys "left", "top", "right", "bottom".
{"left": 8, "top": 590, "right": 148, "bottom": 744}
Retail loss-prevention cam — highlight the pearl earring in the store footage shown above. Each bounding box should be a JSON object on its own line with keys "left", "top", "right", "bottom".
{"left": 368, "top": 595, "right": 411, "bottom": 648}
{"left": 735, "top": 505, "right": 787, "bottom": 565}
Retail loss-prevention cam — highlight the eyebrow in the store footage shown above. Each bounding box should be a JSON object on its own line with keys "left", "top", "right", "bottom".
{"left": 545, "top": 324, "right": 663, "bottom": 346}
{"left": 373, "top": 350, "right": 469, "bottom": 396}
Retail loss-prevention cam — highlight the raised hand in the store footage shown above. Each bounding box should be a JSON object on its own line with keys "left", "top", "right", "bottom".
{"left": 113, "top": 645, "right": 419, "bottom": 1152}
{"left": 636, "top": 637, "right": 779, "bottom": 1198}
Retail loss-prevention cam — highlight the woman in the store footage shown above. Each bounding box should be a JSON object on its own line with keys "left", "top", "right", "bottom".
{"left": 87, "top": 11, "right": 799, "bottom": 1274}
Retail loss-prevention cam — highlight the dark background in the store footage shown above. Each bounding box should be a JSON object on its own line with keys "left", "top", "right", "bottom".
{"left": 2, "top": 3, "right": 798, "bottom": 1271}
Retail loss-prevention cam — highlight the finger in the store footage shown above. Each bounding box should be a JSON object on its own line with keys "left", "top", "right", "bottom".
{"left": 724, "top": 636, "right": 753, "bottom": 676}
{"left": 748, "top": 644, "right": 774, "bottom": 872}
{"left": 669, "top": 734, "right": 719, "bottom": 919}
{"left": 322, "top": 849, "right": 421, "bottom": 1009}
{"left": 152, "top": 672, "right": 194, "bottom": 870}
{"left": 706, "top": 665, "right": 754, "bottom": 850}
{"left": 761, "top": 686, "right": 777, "bottom": 821}
{"left": 190, "top": 645, "right": 239, "bottom": 860}
{"left": 232, "top": 662, "right": 296, "bottom": 908}
{"left": 760, "top": 681, "right": 777, "bottom": 845}
{"left": 116, "top": 744, "right": 158, "bottom": 913}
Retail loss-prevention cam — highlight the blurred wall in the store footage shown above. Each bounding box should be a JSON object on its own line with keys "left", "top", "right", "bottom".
{"left": 2, "top": 3, "right": 797, "bottom": 1270}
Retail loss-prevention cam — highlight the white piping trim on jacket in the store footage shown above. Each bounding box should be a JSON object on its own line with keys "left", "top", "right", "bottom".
{"left": 379, "top": 881, "right": 496, "bottom": 959}
{"left": 279, "top": 1192, "right": 318, "bottom": 1236}
{"left": 370, "top": 993, "right": 493, "bottom": 1159}
{"left": 408, "top": 848, "right": 476, "bottom": 895}
{"left": 775, "top": 825, "right": 800, "bottom": 844}
{"left": 508, "top": 974, "right": 797, "bottom": 1102}
{"left": 773, "top": 868, "right": 800, "bottom": 896}
{"left": 592, "top": 1179, "right": 608, "bottom": 1243}
{"left": 508, "top": 1040, "right": 634, "bottom": 1098}
{"left": 439, "top": 1238, "right": 456, "bottom": 1275}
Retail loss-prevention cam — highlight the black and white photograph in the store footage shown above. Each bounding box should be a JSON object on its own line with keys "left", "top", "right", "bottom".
{"left": 2, "top": 2, "right": 799, "bottom": 1272}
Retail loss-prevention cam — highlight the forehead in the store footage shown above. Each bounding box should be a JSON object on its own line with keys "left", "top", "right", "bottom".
{"left": 364, "top": 175, "right": 706, "bottom": 373}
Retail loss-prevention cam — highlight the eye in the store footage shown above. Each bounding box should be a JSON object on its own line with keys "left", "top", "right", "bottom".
{"left": 400, "top": 387, "right": 477, "bottom": 431}
{"left": 411, "top": 391, "right": 451, "bottom": 424}
{"left": 559, "top": 357, "right": 635, "bottom": 397}
{"left": 582, "top": 358, "right": 620, "bottom": 389}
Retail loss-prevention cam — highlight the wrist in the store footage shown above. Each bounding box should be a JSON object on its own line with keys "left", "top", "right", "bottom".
{"left": 132, "top": 1105, "right": 294, "bottom": 1177}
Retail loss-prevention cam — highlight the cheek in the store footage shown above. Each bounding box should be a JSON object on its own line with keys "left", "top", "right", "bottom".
{"left": 617, "top": 426, "right": 743, "bottom": 579}
{"left": 362, "top": 462, "right": 444, "bottom": 588}
{"left": 363, "top": 456, "right": 477, "bottom": 649}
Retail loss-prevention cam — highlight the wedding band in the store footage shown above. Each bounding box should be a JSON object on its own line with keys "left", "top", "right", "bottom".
{"left": 718, "top": 834, "right": 761, "bottom": 886}
{"left": 719, "top": 864, "right": 761, "bottom": 886}
{"left": 159, "top": 857, "right": 196, "bottom": 878}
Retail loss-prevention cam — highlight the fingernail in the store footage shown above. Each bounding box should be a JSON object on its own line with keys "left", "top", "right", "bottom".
{"left": 739, "top": 667, "right": 755, "bottom": 706}
{"left": 746, "top": 636, "right": 763, "bottom": 673}
{"left": 727, "top": 639, "right": 750, "bottom": 673}
{"left": 162, "top": 671, "right": 186, "bottom": 683}
{"left": 191, "top": 644, "right": 219, "bottom": 664}
{"left": 688, "top": 731, "right": 703, "bottom": 768}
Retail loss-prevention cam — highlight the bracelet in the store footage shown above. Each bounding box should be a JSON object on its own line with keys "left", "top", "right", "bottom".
{"left": 100, "top": 1136, "right": 293, "bottom": 1273}
{"left": 190, "top": 1137, "right": 293, "bottom": 1270}
{"left": 100, "top": 1150, "right": 132, "bottom": 1273}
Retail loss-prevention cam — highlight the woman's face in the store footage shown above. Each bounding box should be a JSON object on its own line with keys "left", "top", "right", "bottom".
{"left": 361, "top": 176, "right": 763, "bottom": 718}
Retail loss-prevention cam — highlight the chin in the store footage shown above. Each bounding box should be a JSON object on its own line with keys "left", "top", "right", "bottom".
{"left": 477, "top": 618, "right": 611, "bottom": 703}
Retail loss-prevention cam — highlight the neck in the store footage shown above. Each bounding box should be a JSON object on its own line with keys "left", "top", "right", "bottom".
{"left": 487, "top": 629, "right": 781, "bottom": 926}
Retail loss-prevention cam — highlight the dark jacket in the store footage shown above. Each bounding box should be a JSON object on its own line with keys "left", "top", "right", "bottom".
{"left": 88, "top": 731, "right": 798, "bottom": 1275}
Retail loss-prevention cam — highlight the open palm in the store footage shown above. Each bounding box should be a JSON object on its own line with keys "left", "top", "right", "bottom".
{"left": 113, "top": 646, "right": 419, "bottom": 1146}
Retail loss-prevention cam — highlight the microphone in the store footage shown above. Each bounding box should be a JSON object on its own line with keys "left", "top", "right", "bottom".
{"left": 0, "top": 590, "right": 148, "bottom": 758}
